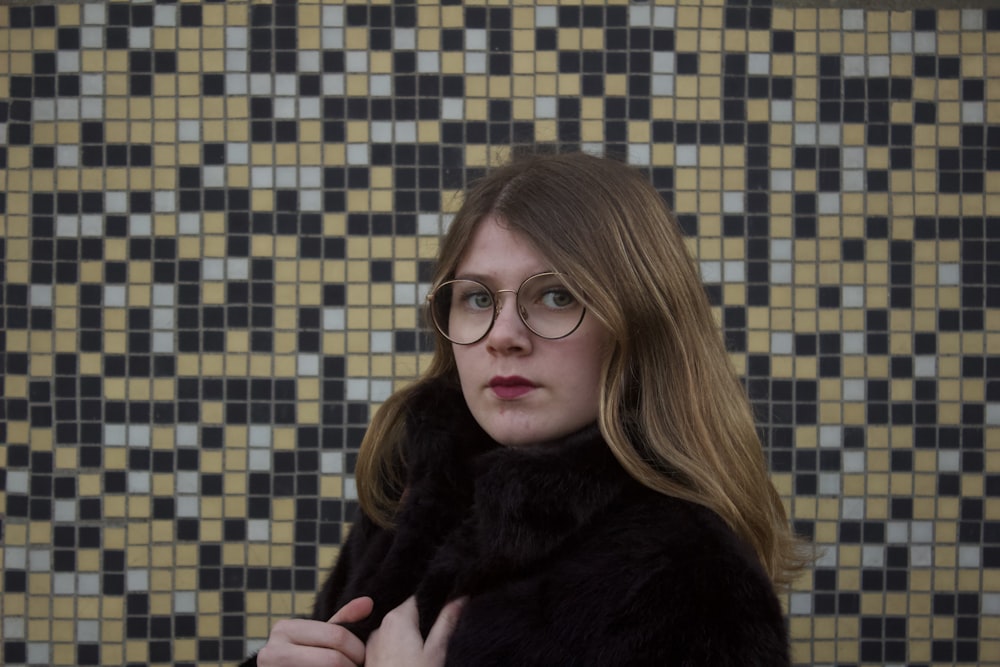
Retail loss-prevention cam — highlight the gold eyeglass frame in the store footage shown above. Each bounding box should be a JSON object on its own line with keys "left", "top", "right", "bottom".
{"left": 426, "top": 271, "right": 587, "bottom": 345}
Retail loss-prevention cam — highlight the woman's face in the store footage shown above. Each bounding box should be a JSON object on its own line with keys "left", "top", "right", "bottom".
{"left": 450, "top": 216, "right": 611, "bottom": 447}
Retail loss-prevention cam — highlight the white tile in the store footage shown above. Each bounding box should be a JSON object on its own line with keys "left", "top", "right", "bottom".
{"left": 820, "top": 425, "right": 842, "bottom": 447}
{"left": 771, "top": 262, "right": 792, "bottom": 284}
{"left": 842, "top": 286, "right": 865, "bottom": 308}
{"left": 914, "top": 32, "right": 937, "bottom": 53}
{"left": 535, "top": 6, "right": 557, "bottom": 27}
{"left": 370, "top": 74, "right": 392, "bottom": 97}
{"left": 6, "top": 471, "right": 28, "bottom": 494}
{"left": 175, "top": 591, "right": 197, "bottom": 612}
{"left": 29, "top": 549, "right": 51, "bottom": 571}
{"left": 248, "top": 520, "right": 270, "bottom": 542}
{"left": 675, "top": 145, "right": 698, "bottom": 166}
{"left": 841, "top": 497, "right": 865, "bottom": 519}
{"left": 177, "top": 496, "right": 201, "bottom": 517}
{"left": 723, "top": 260, "right": 744, "bottom": 283}
{"left": 862, "top": 546, "right": 885, "bottom": 567}
{"left": 628, "top": 5, "right": 651, "bottom": 27}
{"left": 465, "top": 29, "right": 487, "bottom": 50}
{"left": 104, "top": 285, "right": 127, "bottom": 307}
{"left": 842, "top": 379, "right": 865, "bottom": 401}
{"left": 959, "top": 546, "right": 981, "bottom": 568}
{"left": 56, "top": 145, "right": 80, "bottom": 167}
{"left": 699, "top": 261, "right": 721, "bottom": 283}
{"left": 370, "top": 331, "right": 392, "bottom": 353}
{"left": 789, "top": 593, "right": 812, "bottom": 615}
{"left": 322, "top": 6, "right": 344, "bottom": 27}
{"left": 298, "top": 354, "right": 319, "bottom": 377}
{"left": 890, "top": 32, "right": 913, "bottom": 54}
{"left": 275, "top": 74, "right": 297, "bottom": 96}
{"left": 83, "top": 3, "right": 106, "bottom": 24}
{"left": 226, "top": 257, "right": 249, "bottom": 280}
{"left": 914, "top": 356, "right": 937, "bottom": 377}
{"left": 249, "top": 73, "right": 272, "bottom": 95}
{"left": 961, "top": 9, "right": 983, "bottom": 30}
{"left": 393, "top": 28, "right": 415, "bottom": 50}
{"left": 464, "top": 52, "right": 487, "bottom": 74}
{"left": 747, "top": 53, "right": 770, "bottom": 75}
{"left": 299, "top": 50, "right": 321, "bottom": 72}
{"left": 27, "top": 644, "right": 51, "bottom": 665}
{"left": 129, "top": 27, "right": 151, "bottom": 48}
{"left": 818, "top": 194, "right": 840, "bottom": 214}
{"left": 77, "top": 620, "right": 100, "bottom": 642}
{"left": 104, "top": 424, "right": 127, "bottom": 446}
{"left": 321, "top": 452, "right": 344, "bottom": 474}
{"left": 347, "top": 143, "right": 370, "bottom": 165}
{"left": 938, "top": 451, "right": 960, "bottom": 472}
{"left": 345, "top": 51, "right": 368, "bottom": 73}
{"left": 771, "top": 170, "right": 792, "bottom": 191}
{"left": 127, "top": 569, "right": 149, "bottom": 592}
{"left": 771, "top": 239, "right": 792, "bottom": 260}
{"left": 652, "top": 52, "right": 675, "bottom": 73}
{"left": 770, "top": 332, "right": 793, "bottom": 354}
{"left": 653, "top": 7, "right": 676, "bottom": 28}
{"left": 770, "top": 100, "right": 793, "bottom": 122}
{"left": 322, "top": 28, "right": 345, "bottom": 49}
{"left": 274, "top": 97, "right": 297, "bottom": 119}
{"left": 30, "top": 285, "right": 53, "bottom": 307}
{"left": 154, "top": 5, "right": 176, "bottom": 26}
{"left": 128, "top": 472, "right": 151, "bottom": 493}
{"left": 819, "top": 473, "right": 840, "bottom": 495}
{"left": 841, "top": 9, "right": 865, "bottom": 31}
{"left": 324, "top": 308, "right": 346, "bottom": 330}
{"left": 628, "top": 144, "right": 651, "bottom": 165}
{"left": 722, "top": 191, "right": 743, "bottom": 213}
{"left": 535, "top": 96, "right": 557, "bottom": 119}
{"left": 867, "top": 55, "right": 890, "bottom": 77}
{"left": 175, "top": 424, "right": 199, "bottom": 447}
{"left": 418, "top": 51, "right": 441, "bottom": 73}
{"left": 843, "top": 451, "right": 865, "bottom": 473}
{"left": 228, "top": 143, "right": 249, "bottom": 164}
{"left": 4, "top": 617, "right": 25, "bottom": 639}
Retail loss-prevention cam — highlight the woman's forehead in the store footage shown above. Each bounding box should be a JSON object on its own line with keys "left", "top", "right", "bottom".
{"left": 452, "top": 216, "right": 552, "bottom": 277}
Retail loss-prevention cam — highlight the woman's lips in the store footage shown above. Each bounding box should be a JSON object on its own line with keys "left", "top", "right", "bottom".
{"left": 489, "top": 376, "right": 537, "bottom": 399}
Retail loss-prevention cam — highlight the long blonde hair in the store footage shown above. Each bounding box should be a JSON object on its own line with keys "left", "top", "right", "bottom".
{"left": 356, "top": 152, "right": 810, "bottom": 588}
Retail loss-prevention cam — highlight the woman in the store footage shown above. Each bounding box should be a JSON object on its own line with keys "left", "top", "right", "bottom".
{"left": 246, "top": 152, "right": 809, "bottom": 666}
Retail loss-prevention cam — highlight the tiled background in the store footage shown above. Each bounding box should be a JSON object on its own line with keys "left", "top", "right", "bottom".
{"left": 0, "top": 1, "right": 998, "bottom": 665}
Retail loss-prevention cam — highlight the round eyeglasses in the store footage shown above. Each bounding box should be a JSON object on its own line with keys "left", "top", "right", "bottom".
{"left": 427, "top": 272, "right": 587, "bottom": 345}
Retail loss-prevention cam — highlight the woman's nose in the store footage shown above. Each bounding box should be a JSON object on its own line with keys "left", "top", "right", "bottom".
{"left": 485, "top": 293, "right": 532, "bottom": 353}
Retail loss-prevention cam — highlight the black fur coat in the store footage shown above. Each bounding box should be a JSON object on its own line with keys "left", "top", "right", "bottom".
{"left": 243, "top": 381, "right": 790, "bottom": 666}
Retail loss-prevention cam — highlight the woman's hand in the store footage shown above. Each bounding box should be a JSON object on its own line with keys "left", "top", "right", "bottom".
{"left": 255, "top": 596, "right": 373, "bottom": 667}
{"left": 366, "top": 596, "right": 466, "bottom": 667}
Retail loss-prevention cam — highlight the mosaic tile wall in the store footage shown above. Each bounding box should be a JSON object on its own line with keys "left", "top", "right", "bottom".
{"left": 0, "top": 1, "right": 997, "bottom": 665}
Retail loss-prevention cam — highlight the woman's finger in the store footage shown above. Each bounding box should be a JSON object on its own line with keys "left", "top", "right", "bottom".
{"left": 329, "top": 596, "right": 375, "bottom": 625}
{"left": 257, "top": 642, "right": 362, "bottom": 667}
{"left": 257, "top": 619, "right": 366, "bottom": 667}
{"left": 425, "top": 597, "right": 466, "bottom": 660}
{"left": 391, "top": 596, "right": 420, "bottom": 624}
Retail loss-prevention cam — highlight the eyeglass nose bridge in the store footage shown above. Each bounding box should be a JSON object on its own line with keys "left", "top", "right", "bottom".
{"left": 490, "top": 288, "right": 528, "bottom": 326}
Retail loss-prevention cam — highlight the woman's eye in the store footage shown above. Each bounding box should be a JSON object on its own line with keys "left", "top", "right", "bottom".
{"left": 463, "top": 291, "right": 493, "bottom": 310}
{"left": 541, "top": 289, "right": 575, "bottom": 308}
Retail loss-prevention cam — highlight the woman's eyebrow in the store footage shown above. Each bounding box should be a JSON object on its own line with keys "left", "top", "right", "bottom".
{"left": 452, "top": 269, "right": 554, "bottom": 283}
{"left": 451, "top": 271, "right": 492, "bottom": 283}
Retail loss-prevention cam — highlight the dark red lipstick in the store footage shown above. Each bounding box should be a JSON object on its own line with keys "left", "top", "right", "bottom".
{"left": 488, "top": 376, "right": 537, "bottom": 399}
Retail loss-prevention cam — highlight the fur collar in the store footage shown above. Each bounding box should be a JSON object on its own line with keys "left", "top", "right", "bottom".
{"left": 399, "top": 379, "right": 636, "bottom": 634}
{"left": 402, "top": 378, "right": 633, "bottom": 570}
{"left": 468, "top": 423, "right": 631, "bottom": 570}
